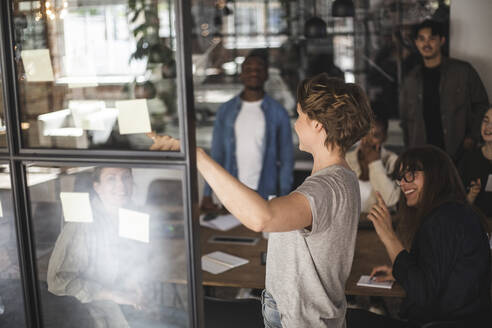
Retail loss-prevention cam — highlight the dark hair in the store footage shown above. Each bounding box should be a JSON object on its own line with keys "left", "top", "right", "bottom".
{"left": 394, "top": 146, "right": 467, "bottom": 247}
{"left": 91, "top": 167, "right": 132, "bottom": 184}
{"left": 296, "top": 73, "right": 373, "bottom": 153}
{"left": 243, "top": 49, "right": 269, "bottom": 70}
{"left": 412, "top": 19, "right": 444, "bottom": 39}
{"left": 373, "top": 115, "right": 389, "bottom": 134}
{"left": 478, "top": 106, "right": 492, "bottom": 145}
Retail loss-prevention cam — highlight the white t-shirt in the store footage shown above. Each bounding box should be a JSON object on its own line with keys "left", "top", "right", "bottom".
{"left": 234, "top": 99, "right": 265, "bottom": 190}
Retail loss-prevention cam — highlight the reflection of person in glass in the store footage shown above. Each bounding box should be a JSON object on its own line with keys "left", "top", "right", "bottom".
{"left": 47, "top": 167, "right": 147, "bottom": 328}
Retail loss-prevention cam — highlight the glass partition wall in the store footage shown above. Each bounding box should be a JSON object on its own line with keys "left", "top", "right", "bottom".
{"left": 0, "top": 0, "right": 201, "bottom": 327}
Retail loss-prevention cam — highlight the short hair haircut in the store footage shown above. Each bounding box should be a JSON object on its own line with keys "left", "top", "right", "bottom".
{"left": 296, "top": 73, "right": 374, "bottom": 153}
{"left": 412, "top": 19, "right": 444, "bottom": 39}
{"left": 243, "top": 49, "right": 269, "bottom": 70}
{"left": 393, "top": 146, "right": 468, "bottom": 247}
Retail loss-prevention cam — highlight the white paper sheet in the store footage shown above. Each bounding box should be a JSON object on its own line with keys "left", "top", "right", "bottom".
{"left": 68, "top": 83, "right": 99, "bottom": 89}
{"left": 485, "top": 174, "right": 492, "bottom": 192}
{"left": 21, "top": 49, "right": 55, "bottom": 82}
{"left": 199, "top": 214, "right": 241, "bottom": 231}
{"left": 60, "top": 192, "right": 93, "bottom": 223}
{"left": 356, "top": 275, "right": 394, "bottom": 289}
{"left": 118, "top": 208, "right": 150, "bottom": 243}
{"left": 201, "top": 251, "right": 249, "bottom": 274}
{"left": 116, "top": 99, "right": 151, "bottom": 135}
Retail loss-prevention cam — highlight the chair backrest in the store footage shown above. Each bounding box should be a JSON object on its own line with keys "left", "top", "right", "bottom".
{"left": 145, "top": 179, "right": 183, "bottom": 207}
{"left": 204, "top": 296, "right": 264, "bottom": 328}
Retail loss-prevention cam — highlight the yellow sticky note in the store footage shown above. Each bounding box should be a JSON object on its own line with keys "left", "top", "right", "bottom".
{"left": 21, "top": 49, "right": 55, "bottom": 82}
{"left": 118, "top": 208, "right": 149, "bottom": 243}
{"left": 60, "top": 192, "right": 93, "bottom": 223}
{"left": 116, "top": 99, "right": 151, "bottom": 135}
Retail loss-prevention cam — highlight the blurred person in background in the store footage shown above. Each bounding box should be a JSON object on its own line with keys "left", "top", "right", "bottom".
{"left": 459, "top": 106, "right": 492, "bottom": 219}
{"left": 399, "top": 19, "right": 488, "bottom": 161}
{"left": 346, "top": 115, "right": 399, "bottom": 214}
{"left": 201, "top": 50, "right": 294, "bottom": 211}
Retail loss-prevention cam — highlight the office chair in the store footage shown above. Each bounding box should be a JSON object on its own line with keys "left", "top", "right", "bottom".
{"left": 204, "top": 296, "right": 264, "bottom": 328}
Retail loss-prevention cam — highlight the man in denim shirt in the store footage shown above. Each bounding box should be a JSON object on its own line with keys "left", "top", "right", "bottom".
{"left": 202, "top": 51, "right": 294, "bottom": 209}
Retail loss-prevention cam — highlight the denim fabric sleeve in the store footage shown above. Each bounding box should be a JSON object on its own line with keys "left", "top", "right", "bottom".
{"left": 277, "top": 107, "right": 294, "bottom": 196}
{"left": 203, "top": 104, "right": 227, "bottom": 197}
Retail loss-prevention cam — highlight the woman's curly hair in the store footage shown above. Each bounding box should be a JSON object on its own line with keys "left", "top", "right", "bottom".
{"left": 297, "top": 73, "right": 374, "bottom": 153}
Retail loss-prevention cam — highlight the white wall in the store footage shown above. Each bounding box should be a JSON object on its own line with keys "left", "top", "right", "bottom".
{"left": 450, "top": 0, "right": 492, "bottom": 101}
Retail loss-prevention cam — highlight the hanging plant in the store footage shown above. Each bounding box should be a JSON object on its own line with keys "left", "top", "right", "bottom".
{"left": 128, "top": 0, "right": 174, "bottom": 68}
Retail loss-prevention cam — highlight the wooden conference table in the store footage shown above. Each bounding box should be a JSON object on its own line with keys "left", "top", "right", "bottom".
{"left": 200, "top": 224, "right": 406, "bottom": 298}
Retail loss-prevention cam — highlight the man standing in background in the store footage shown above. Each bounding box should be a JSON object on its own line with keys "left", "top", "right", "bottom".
{"left": 399, "top": 19, "right": 489, "bottom": 160}
{"left": 201, "top": 50, "right": 294, "bottom": 210}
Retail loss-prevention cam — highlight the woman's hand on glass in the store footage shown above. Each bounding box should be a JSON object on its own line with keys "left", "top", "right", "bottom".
{"left": 370, "top": 265, "right": 395, "bottom": 282}
{"left": 147, "top": 132, "right": 180, "bottom": 151}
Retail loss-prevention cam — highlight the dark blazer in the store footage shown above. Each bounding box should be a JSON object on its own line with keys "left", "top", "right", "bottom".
{"left": 393, "top": 201, "right": 491, "bottom": 326}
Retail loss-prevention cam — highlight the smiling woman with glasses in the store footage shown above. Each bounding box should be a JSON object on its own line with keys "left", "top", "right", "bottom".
{"left": 347, "top": 145, "right": 491, "bottom": 328}
{"left": 394, "top": 170, "right": 423, "bottom": 186}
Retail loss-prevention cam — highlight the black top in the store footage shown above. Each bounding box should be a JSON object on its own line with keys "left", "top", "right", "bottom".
{"left": 393, "top": 202, "right": 491, "bottom": 326}
{"left": 422, "top": 66, "right": 445, "bottom": 149}
{"left": 459, "top": 147, "right": 492, "bottom": 217}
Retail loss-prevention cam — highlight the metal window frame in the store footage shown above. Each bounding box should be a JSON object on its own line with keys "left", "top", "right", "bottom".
{"left": 0, "top": 0, "right": 203, "bottom": 327}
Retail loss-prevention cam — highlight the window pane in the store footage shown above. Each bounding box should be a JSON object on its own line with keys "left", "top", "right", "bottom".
{"left": 14, "top": 0, "right": 179, "bottom": 151}
{"left": 28, "top": 165, "right": 189, "bottom": 327}
{"left": 0, "top": 164, "right": 27, "bottom": 327}
{"left": 0, "top": 66, "right": 6, "bottom": 148}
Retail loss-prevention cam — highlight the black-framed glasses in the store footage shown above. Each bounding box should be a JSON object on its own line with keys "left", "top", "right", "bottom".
{"left": 395, "top": 170, "right": 422, "bottom": 186}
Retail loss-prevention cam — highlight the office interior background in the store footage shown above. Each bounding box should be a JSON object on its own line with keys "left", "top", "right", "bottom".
{"left": 0, "top": 0, "right": 491, "bottom": 327}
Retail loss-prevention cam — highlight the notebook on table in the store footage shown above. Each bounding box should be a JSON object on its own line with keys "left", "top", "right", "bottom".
{"left": 201, "top": 251, "right": 249, "bottom": 274}
{"left": 356, "top": 275, "right": 394, "bottom": 289}
{"left": 199, "top": 214, "right": 241, "bottom": 231}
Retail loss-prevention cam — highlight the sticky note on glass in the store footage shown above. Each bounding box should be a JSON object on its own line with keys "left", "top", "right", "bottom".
{"left": 116, "top": 99, "right": 151, "bottom": 135}
{"left": 21, "top": 49, "right": 55, "bottom": 82}
{"left": 60, "top": 192, "right": 93, "bottom": 223}
{"left": 118, "top": 208, "right": 149, "bottom": 243}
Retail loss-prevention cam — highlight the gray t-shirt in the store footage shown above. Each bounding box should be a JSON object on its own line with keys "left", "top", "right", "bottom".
{"left": 265, "top": 165, "right": 360, "bottom": 327}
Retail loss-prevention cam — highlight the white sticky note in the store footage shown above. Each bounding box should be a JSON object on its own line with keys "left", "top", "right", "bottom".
{"left": 118, "top": 208, "right": 149, "bottom": 243}
{"left": 0, "top": 200, "right": 3, "bottom": 218}
{"left": 60, "top": 192, "right": 93, "bottom": 223}
{"left": 21, "top": 49, "right": 55, "bottom": 82}
{"left": 485, "top": 174, "right": 492, "bottom": 192}
{"left": 116, "top": 99, "right": 151, "bottom": 135}
{"left": 68, "top": 83, "right": 99, "bottom": 89}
